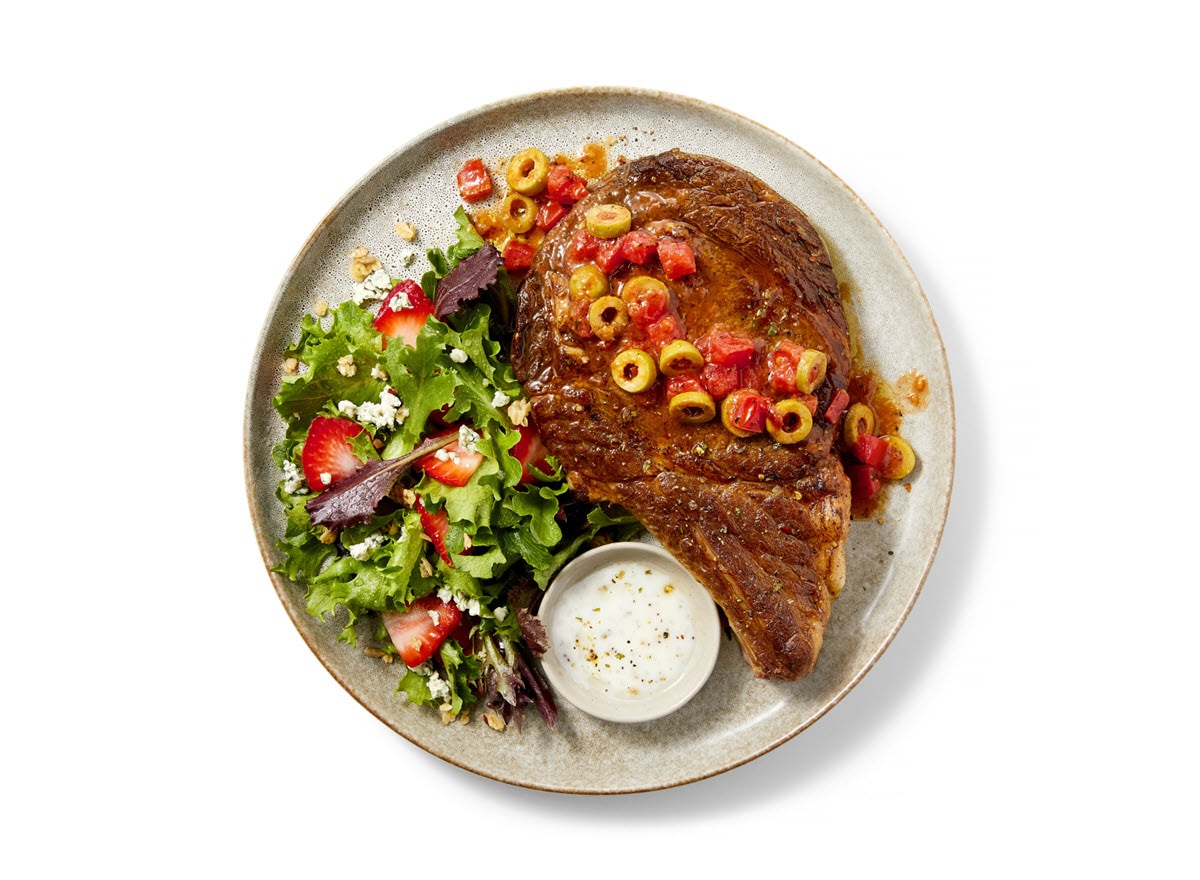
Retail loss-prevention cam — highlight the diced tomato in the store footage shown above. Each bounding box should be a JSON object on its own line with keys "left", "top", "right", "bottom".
{"left": 618, "top": 230, "right": 658, "bottom": 265}
{"left": 546, "top": 164, "right": 589, "bottom": 204}
{"left": 502, "top": 239, "right": 536, "bottom": 271}
{"left": 569, "top": 296, "right": 594, "bottom": 339}
{"left": 535, "top": 199, "right": 567, "bottom": 231}
{"left": 723, "top": 389, "right": 771, "bottom": 435}
{"left": 382, "top": 595, "right": 463, "bottom": 667}
{"left": 665, "top": 375, "right": 705, "bottom": 399}
{"left": 767, "top": 340, "right": 806, "bottom": 395}
{"left": 825, "top": 388, "right": 850, "bottom": 424}
{"left": 594, "top": 238, "right": 625, "bottom": 274}
{"left": 696, "top": 331, "right": 757, "bottom": 368}
{"left": 568, "top": 228, "right": 600, "bottom": 262}
{"left": 848, "top": 463, "right": 882, "bottom": 503}
{"left": 456, "top": 158, "right": 493, "bottom": 203}
{"left": 624, "top": 284, "right": 669, "bottom": 327}
{"left": 853, "top": 433, "right": 889, "bottom": 468}
{"left": 645, "top": 314, "right": 683, "bottom": 352}
{"left": 657, "top": 237, "right": 696, "bottom": 279}
{"left": 700, "top": 363, "right": 741, "bottom": 400}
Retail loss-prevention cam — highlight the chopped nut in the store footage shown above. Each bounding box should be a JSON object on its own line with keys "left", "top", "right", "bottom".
{"left": 394, "top": 221, "right": 417, "bottom": 241}
{"left": 418, "top": 556, "right": 434, "bottom": 578}
{"left": 337, "top": 354, "right": 356, "bottom": 377}
{"left": 482, "top": 709, "right": 506, "bottom": 732}
{"left": 506, "top": 398, "right": 532, "bottom": 427}
{"left": 349, "top": 245, "right": 382, "bottom": 282}
{"left": 313, "top": 300, "right": 329, "bottom": 318}
{"left": 317, "top": 526, "right": 338, "bottom": 545}
{"left": 282, "top": 357, "right": 299, "bottom": 375}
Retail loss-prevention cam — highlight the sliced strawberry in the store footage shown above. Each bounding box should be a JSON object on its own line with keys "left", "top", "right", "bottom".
{"left": 373, "top": 280, "right": 434, "bottom": 349}
{"left": 417, "top": 429, "right": 484, "bottom": 487}
{"left": 511, "top": 423, "right": 551, "bottom": 484}
{"left": 300, "top": 416, "right": 366, "bottom": 491}
{"left": 382, "top": 595, "right": 463, "bottom": 667}
{"left": 415, "top": 497, "right": 454, "bottom": 566}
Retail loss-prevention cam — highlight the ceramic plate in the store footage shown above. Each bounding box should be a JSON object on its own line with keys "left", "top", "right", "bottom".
{"left": 244, "top": 87, "right": 954, "bottom": 794}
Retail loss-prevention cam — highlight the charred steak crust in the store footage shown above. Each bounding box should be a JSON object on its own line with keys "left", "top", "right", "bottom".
{"left": 512, "top": 150, "right": 851, "bottom": 680}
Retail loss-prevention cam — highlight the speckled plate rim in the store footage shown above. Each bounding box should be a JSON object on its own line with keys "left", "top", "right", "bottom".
{"left": 244, "top": 86, "right": 956, "bottom": 794}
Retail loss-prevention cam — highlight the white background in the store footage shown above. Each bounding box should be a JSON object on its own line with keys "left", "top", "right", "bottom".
{"left": 4, "top": 2, "right": 1195, "bottom": 875}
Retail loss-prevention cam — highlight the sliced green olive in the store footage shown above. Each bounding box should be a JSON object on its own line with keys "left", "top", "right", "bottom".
{"left": 585, "top": 203, "right": 632, "bottom": 239}
{"left": 505, "top": 147, "right": 550, "bottom": 195}
{"left": 842, "top": 402, "right": 876, "bottom": 447}
{"left": 620, "top": 275, "right": 668, "bottom": 303}
{"left": 501, "top": 192, "right": 537, "bottom": 234}
{"left": 767, "top": 399, "right": 814, "bottom": 444}
{"left": 720, "top": 394, "right": 755, "bottom": 438}
{"left": 569, "top": 264, "right": 609, "bottom": 299}
{"left": 611, "top": 348, "right": 658, "bottom": 393}
{"left": 668, "top": 390, "right": 716, "bottom": 424}
{"left": 658, "top": 340, "right": 703, "bottom": 376}
{"left": 795, "top": 349, "right": 829, "bottom": 393}
{"left": 588, "top": 295, "right": 630, "bottom": 341}
{"left": 879, "top": 435, "right": 916, "bottom": 480}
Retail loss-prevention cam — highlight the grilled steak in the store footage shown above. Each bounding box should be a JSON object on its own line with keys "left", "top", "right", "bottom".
{"left": 512, "top": 150, "right": 851, "bottom": 680}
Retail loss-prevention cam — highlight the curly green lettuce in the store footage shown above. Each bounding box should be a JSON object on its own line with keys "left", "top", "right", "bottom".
{"left": 271, "top": 209, "right": 639, "bottom": 728}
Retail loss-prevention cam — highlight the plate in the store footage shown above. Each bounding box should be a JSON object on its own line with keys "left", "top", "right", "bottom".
{"left": 243, "top": 87, "right": 955, "bottom": 794}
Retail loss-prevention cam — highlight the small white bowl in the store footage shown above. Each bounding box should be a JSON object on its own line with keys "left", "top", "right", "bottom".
{"left": 538, "top": 541, "right": 721, "bottom": 723}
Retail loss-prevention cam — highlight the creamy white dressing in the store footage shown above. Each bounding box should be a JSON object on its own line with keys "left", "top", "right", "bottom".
{"left": 548, "top": 560, "right": 700, "bottom": 701}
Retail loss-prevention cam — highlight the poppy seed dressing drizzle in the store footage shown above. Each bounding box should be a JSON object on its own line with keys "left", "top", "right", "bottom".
{"left": 548, "top": 561, "right": 700, "bottom": 700}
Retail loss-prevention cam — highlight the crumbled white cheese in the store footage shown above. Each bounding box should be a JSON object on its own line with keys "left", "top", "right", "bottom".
{"left": 437, "top": 587, "right": 482, "bottom": 618}
{"left": 370, "top": 364, "right": 389, "bottom": 381}
{"left": 386, "top": 283, "right": 412, "bottom": 311}
{"left": 427, "top": 609, "right": 441, "bottom": 627}
{"left": 433, "top": 447, "right": 460, "bottom": 464}
{"left": 398, "top": 249, "right": 416, "bottom": 267}
{"left": 337, "top": 389, "right": 408, "bottom": 431}
{"left": 494, "top": 605, "right": 509, "bottom": 622}
{"left": 320, "top": 472, "right": 332, "bottom": 486}
{"left": 425, "top": 670, "right": 451, "bottom": 701}
{"left": 491, "top": 390, "right": 511, "bottom": 408}
{"left": 351, "top": 268, "right": 394, "bottom": 305}
{"left": 347, "top": 533, "right": 386, "bottom": 561}
{"left": 448, "top": 348, "right": 468, "bottom": 363}
{"left": 281, "top": 460, "right": 307, "bottom": 494}
{"left": 457, "top": 424, "right": 480, "bottom": 454}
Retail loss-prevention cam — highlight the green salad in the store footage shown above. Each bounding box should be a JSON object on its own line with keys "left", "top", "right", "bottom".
{"left": 271, "top": 208, "right": 638, "bottom": 730}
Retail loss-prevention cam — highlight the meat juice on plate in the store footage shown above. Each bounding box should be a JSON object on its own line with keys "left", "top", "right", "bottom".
{"left": 548, "top": 560, "right": 702, "bottom": 700}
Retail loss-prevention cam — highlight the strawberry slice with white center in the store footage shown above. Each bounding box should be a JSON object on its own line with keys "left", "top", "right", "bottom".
{"left": 415, "top": 497, "right": 454, "bottom": 566}
{"left": 416, "top": 428, "right": 484, "bottom": 487}
{"left": 300, "top": 416, "right": 366, "bottom": 491}
{"left": 373, "top": 279, "right": 434, "bottom": 348}
{"left": 511, "top": 423, "right": 551, "bottom": 484}
{"left": 381, "top": 595, "right": 463, "bottom": 667}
